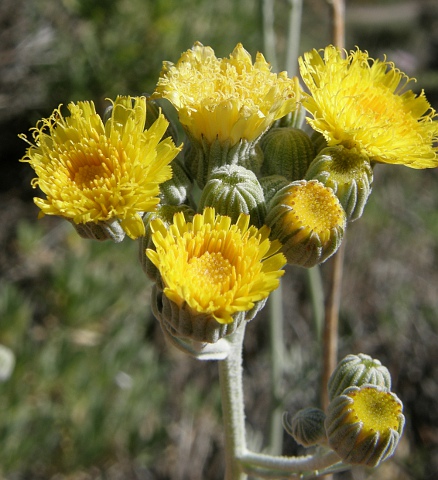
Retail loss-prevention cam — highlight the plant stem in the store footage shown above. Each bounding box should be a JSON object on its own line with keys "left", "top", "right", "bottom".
{"left": 268, "top": 284, "right": 285, "bottom": 455}
{"left": 321, "top": 238, "right": 345, "bottom": 411}
{"left": 240, "top": 449, "right": 345, "bottom": 478}
{"left": 321, "top": 0, "right": 346, "bottom": 414}
{"left": 285, "top": 0, "right": 303, "bottom": 76}
{"left": 218, "top": 320, "right": 345, "bottom": 479}
{"left": 329, "top": 0, "right": 346, "bottom": 49}
{"left": 262, "top": 0, "right": 278, "bottom": 72}
{"left": 307, "top": 266, "right": 325, "bottom": 341}
{"left": 218, "top": 323, "right": 248, "bottom": 480}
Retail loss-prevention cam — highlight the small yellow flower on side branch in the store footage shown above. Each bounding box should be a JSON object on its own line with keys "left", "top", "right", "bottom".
{"left": 20, "top": 96, "right": 181, "bottom": 240}
{"left": 154, "top": 42, "right": 300, "bottom": 146}
{"left": 299, "top": 46, "right": 438, "bottom": 168}
{"left": 266, "top": 180, "right": 346, "bottom": 268}
{"left": 325, "top": 385, "right": 405, "bottom": 467}
{"left": 147, "top": 207, "right": 286, "bottom": 326}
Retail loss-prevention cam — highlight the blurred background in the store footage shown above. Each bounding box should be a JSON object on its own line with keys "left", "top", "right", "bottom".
{"left": 1, "top": 0, "right": 438, "bottom": 478}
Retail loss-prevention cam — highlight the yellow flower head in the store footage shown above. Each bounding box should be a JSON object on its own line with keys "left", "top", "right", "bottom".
{"left": 20, "top": 96, "right": 181, "bottom": 239}
{"left": 325, "top": 385, "right": 405, "bottom": 467}
{"left": 266, "top": 180, "right": 346, "bottom": 267}
{"left": 154, "top": 42, "right": 300, "bottom": 145}
{"left": 146, "top": 207, "right": 286, "bottom": 324}
{"left": 299, "top": 46, "right": 438, "bottom": 168}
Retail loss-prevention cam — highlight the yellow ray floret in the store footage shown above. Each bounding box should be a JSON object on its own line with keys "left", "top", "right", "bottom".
{"left": 154, "top": 42, "right": 301, "bottom": 145}
{"left": 20, "top": 96, "right": 181, "bottom": 238}
{"left": 298, "top": 46, "right": 438, "bottom": 168}
{"left": 146, "top": 207, "right": 286, "bottom": 324}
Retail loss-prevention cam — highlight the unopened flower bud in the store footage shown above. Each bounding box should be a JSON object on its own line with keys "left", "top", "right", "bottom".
{"left": 72, "top": 218, "right": 126, "bottom": 243}
{"left": 185, "top": 135, "right": 264, "bottom": 189}
{"left": 305, "top": 146, "right": 373, "bottom": 222}
{"left": 198, "top": 165, "right": 266, "bottom": 227}
{"left": 325, "top": 385, "right": 405, "bottom": 467}
{"left": 261, "top": 127, "right": 315, "bottom": 182}
{"left": 328, "top": 353, "right": 392, "bottom": 401}
{"left": 259, "top": 175, "right": 290, "bottom": 208}
{"left": 283, "top": 407, "right": 327, "bottom": 447}
{"left": 265, "top": 180, "right": 346, "bottom": 267}
{"left": 159, "top": 158, "right": 193, "bottom": 206}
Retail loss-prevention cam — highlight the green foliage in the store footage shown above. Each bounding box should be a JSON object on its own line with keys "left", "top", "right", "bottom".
{"left": 32, "top": 0, "right": 262, "bottom": 104}
{"left": 0, "top": 221, "right": 170, "bottom": 476}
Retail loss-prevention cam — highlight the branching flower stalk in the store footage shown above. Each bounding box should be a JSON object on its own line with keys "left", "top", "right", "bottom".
{"left": 218, "top": 322, "right": 348, "bottom": 479}
{"left": 20, "top": 37, "right": 438, "bottom": 479}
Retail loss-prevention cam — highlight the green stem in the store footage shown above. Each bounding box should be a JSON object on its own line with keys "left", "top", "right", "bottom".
{"left": 218, "top": 323, "right": 248, "bottom": 480}
{"left": 262, "top": 0, "right": 278, "bottom": 72}
{"left": 306, "top": 266, "right": 324, "bottom": 342}
{"left": 240, "top": 449, "right": 345, "bottom": 478}
{"left": 218, "top": 320, "right": 346, "bottom": 479}
{"left": 285, "top": 0, "right": 303, "bottom": 76}
{"left": 268, "top": 284, "right": 285, "bottom": 455}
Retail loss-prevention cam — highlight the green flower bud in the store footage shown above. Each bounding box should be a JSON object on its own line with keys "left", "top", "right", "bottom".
{"left": 305, "top": 146, "right": 373, "bottom": 222}
{"left": 72, "top": 218, "right": 126, "bottom": 243}
{"left": 139, "top": 205, "right": 195, "bottom": 281}
{"left": 259, "top": 174, "right": 290, "bottom": 208}
{"left": 151, "top": 284, "right": 245, "bottom": 344}
{"left": 185, "top": 133, "right": 264, "bottom": 189}
{"left": 198, "top": 165, "right": 267, "bottom": 227}
{"left": 283, "top": 407, "right": 327, "bottom": 447}
{"left": 260, "top": 127, "right": 315, "bottom": 182}
{"left": 325, "top": 385, "right": 405, "bottom": 467}
{"left": 265, "top": 180, "right": 346, "bottom": 268}
{"left": 328, "top": 353, "right": 392, "bottom": 401}
{"left": 159, "top": 158, "right": 193, "bottom": 206}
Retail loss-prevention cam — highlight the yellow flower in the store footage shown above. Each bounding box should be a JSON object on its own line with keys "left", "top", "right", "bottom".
{"left": 299, "top": 46, "right": 438, "bottom": 168}
{"left": 154, "top": 42, "right": 300, "bottom": 145}
{"left": 146, "top": 207, "right": 286, "bottom": 324}
{"left": 266, "top": 180, "right": 346, "bottom": 267}
{"left": 20, "top": 96, "right": 181, "bottom": 239}
{"left": 325, "top": 385, "right": 405, "bottom": 467}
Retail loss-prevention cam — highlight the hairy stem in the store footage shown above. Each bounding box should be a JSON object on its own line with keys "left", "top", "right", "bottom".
{"left": 218, "top": 323, "right": 248, "bottom": 480}
{"left": 268, "top": 284, "right": 285, "bottom": 454}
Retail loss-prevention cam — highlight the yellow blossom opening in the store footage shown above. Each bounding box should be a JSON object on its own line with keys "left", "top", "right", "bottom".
{"left": 298, "top": 46, "right": 438, "bottom": 168}
{"left": 345, "top": 386, "right": 403, "bottom": 441}
{"left": 146, "top": 207, "right": 286, "bottom": 324}
{"left": 281, "top": 181, "right": 346, "bottom": 245}
{"left": 153, "top": 42, "right": 301, "bottom": 145}
{"left": 326, "top": 384, "right": 405, "bottom": 466}
{"left": 20, "top": 96, "right": 181, "bottom": 239}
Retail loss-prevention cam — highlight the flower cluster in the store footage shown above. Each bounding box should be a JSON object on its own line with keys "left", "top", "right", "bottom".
{"left": 20, "top": 39, "right": 436, "bottom": 473}
{"left": 21, "top": 43, "right": 438, "bottom": 341}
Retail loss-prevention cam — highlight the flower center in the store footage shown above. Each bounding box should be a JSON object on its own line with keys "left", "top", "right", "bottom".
{"left": 73, "top": 163, "right": 110, "bottom": 189}
{"left": 348, "top": 387, "right": 402, "bottom": 435}
{"left": 187, "top": 251, "right": 233, "bottom": 293}
{"left": 286, "top": 182, "right": 345, "bottom": 243}
{"left": 329, "top": 148, "right": 370, "bottom": 183}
